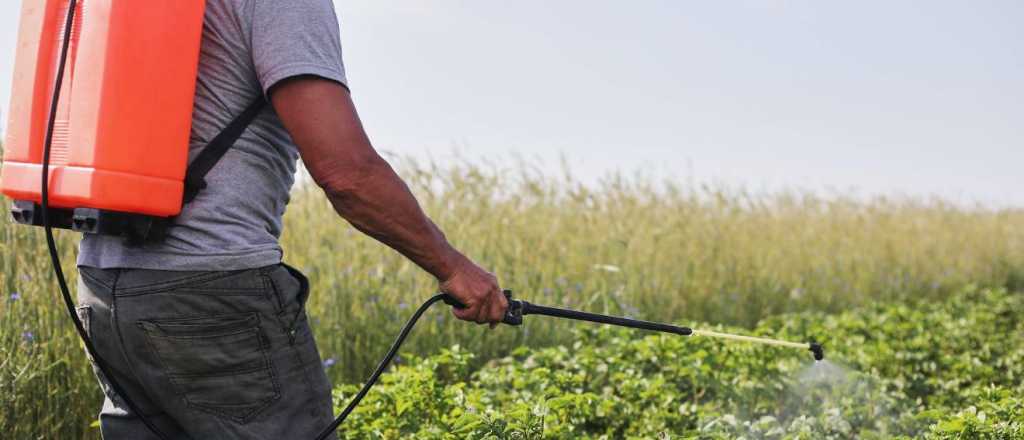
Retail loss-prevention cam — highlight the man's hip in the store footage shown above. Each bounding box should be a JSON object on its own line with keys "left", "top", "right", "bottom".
{"left": 76, "top": 263, "right": 335, "bottom": 440}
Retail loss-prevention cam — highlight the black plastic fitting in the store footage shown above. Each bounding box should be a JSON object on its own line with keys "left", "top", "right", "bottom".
{"left": 809, "top": 342, "right": 825, "bottom": 361}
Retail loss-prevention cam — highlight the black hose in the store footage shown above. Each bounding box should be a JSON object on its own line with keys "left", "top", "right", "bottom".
{"left": 313, "top": 293, "right": 450, "bottom": 440}
{"left": 40, "top": 2, "right": 172, "bottom": 439}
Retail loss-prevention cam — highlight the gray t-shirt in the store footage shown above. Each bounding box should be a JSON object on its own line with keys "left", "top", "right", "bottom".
{"left": 78, "top": 0, "right": 347, "bottom": 270}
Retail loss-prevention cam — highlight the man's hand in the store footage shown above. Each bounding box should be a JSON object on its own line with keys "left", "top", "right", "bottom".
{"left": 439, "top": 254, "right": 508, "bottom": 325}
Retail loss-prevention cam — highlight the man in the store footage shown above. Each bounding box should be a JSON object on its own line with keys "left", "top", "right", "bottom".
{"left": 75, "top": 1, "right": 508, "bottom": 438}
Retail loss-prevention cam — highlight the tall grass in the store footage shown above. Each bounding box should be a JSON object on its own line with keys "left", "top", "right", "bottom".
{"left": 1, "top": 156, "right": 1022, "bottom": 438}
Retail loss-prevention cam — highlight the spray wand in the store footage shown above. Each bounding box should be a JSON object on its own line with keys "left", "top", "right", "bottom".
{"left": 491, "top": 291, "right": 824, "bottom": 361}
{"left": 315, "top": 290, "right": 824, "bottom": 439}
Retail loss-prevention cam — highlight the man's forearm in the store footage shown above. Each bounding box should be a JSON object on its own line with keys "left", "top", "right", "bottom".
{"left": 320, "top": 156, "right": 462, "bottom": 281}
{"left": 268, "top": 78, "right": 463, "bottom": 281}
{"left": 270, "top": 76, "right": 507, "bottom": 323}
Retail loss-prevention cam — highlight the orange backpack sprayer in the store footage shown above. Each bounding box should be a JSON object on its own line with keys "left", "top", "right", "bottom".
{"left": 2, "top": 2, "right": 822, "bottom": 439}
{"left": 5, "top": 1, "right": 203, "bottom": 230}
{"left": 3, "top": 0, "right": 265, "bottom": 242}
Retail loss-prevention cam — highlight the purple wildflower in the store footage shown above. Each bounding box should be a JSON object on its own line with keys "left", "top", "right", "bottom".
{"left": 22, "top": 331, "right": 34, "bottom": 343}
{"left": 323, "top": 358, "right": 337, "bottom": 369}
{"left": 9, "top": 292, "right": 21, "bottom": 301}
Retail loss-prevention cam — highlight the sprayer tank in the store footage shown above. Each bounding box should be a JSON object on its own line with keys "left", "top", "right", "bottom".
{"left": 1, "top": 0, "right": 206, "bottom": 217}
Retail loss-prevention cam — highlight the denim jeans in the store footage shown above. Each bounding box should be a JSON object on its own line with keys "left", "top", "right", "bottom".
{"left": 76, "top": 264, "right": 336, "bottom": 440}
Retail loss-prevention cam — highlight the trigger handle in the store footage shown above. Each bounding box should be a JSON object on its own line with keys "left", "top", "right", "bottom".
{"left": 440, "top": 290, "right": 524, "bottom": 327}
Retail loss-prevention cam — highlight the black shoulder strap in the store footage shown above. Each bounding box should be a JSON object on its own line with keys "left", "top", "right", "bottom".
{"left": 182, "top": 97, "right": 268, "bottom": 204}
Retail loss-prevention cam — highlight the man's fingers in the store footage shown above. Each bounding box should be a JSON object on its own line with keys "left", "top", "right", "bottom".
{"left": 452, "top": 305, "right": 481, "bottom": 322}
{"left": 486, "top": 289, "right": 507, "bottom": 323}
{"left": 451, "top": 307, "right": 471, "bottom": 320}
{"left": 475, "top": 290, "right": 499, "bottom": 325}
{"left": 452, "top": 298, "right": 489, "bottom": 324}
{"left": 473, "top": 294, "right": 493, "bottom": 324}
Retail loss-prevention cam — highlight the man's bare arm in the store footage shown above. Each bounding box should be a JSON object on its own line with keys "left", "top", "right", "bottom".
{"left": 268, "top": 76, "right": 507, "bottom": 324}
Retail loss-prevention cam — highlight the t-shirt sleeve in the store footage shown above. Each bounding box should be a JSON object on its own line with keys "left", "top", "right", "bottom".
{"left": 250, "top": 0, "right": 348, "bottom": 95}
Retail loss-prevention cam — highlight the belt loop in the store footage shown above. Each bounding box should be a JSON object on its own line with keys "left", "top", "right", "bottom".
{"left": 111, "top": 268, "right": 123, "bottom": 296}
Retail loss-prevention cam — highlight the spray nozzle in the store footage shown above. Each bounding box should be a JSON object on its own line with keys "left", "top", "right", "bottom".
{"left": 809, "top": 342, "right": 824, "bottom": 361}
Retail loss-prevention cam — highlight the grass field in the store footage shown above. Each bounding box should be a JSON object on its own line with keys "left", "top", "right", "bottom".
{"left": 1, "top": 157, "right": 1023, "bottom": 438}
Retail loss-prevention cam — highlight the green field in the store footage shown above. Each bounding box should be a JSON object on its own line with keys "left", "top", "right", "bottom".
{"left": 334, "top": 286, "right": 1024, "bottom": 438}
{"left": 2, "top": 158, "right": 1023, "bottom": 439}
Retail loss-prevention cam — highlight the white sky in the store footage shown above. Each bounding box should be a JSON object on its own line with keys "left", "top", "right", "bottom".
{"left": 1, "top": 0, "right": 1021, "bottom": 207}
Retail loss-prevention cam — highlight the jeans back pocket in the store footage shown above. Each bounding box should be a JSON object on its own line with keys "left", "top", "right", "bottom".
{"left": 138, "top": 312, "right": 281, "bottom": 424}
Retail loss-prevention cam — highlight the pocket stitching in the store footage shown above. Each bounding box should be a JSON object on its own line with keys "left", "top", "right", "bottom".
{"left": 140, "top": 312, "right": 261, "bottom": 337}
{"left": 139, "top": 315, "right": 282, "bottom": 424}
{"left": 170, "top": 363, "right": 269, "bottom": 379}
{"left": 141, "top": 311, "right": 257, "bottom": 326}
{"left": 171, "top": 358, "right": 281, "bottom": 424}
{"left": 174, "top": 287, "right": 266, "bottom": 295}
